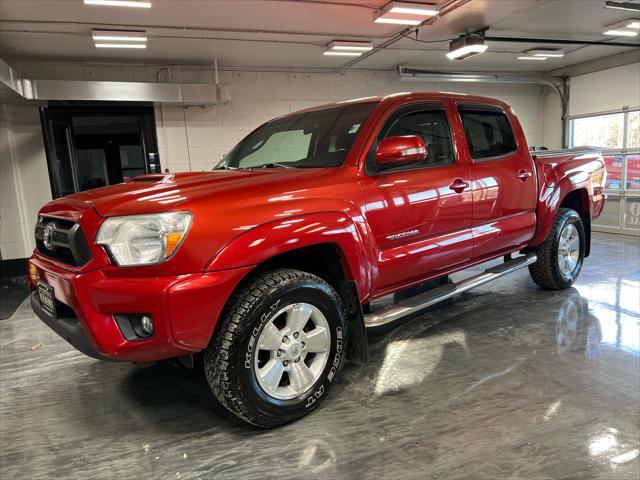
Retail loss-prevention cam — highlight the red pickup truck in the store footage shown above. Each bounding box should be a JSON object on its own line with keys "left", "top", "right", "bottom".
{"left": 28, "top": 92, "right": 606, "bottom": 427}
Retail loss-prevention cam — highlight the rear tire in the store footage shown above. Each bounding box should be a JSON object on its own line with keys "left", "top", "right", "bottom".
{"left": 529, "top": 208, "right": 585, "bottom": 290}
{"left": 204, "top": 268, "right": 347, "bottom": 428}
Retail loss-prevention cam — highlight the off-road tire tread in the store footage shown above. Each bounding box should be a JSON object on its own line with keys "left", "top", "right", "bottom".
{"left": 528, "top": 208, "right": 583, "bottom": 290}
{"left": 204, "top": 268, "right": 344, "bottom": 428}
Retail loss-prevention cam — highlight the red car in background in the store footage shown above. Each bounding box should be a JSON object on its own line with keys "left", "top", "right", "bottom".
{"left": 604, "top": 154, "right": 640, "bottom": 190}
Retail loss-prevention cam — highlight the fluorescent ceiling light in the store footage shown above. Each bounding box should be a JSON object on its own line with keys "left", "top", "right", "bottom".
{"left": 517, "top": 56, "right": 547, "bottom": 61}
{"left": 92, "top": 30, "right": 147, "bottom": 42}
{"left": 84, "top": 0, "right": 151, "bottom": 7}
{"left": 327, "top": 41, "right": 373, "bottom": 51}
{"left": 527, "top": 49, "right": 564, "bottom": 58}
{"left": 603, "top": 29, "right": 638, "bottom": 36}
{"left": 387, "top": 2, "right": 438, "bottom": 16}
{"left": 323, "top": 51, "right": 362, "bottom": 56}
{"left": 604, "top": 1, "right": 640, "bottom": 12}
{"left": 374, "top": 17, "right": 422, "bottom": 25}
{"left": 603, "top": 18, "right": 640, "bottom": 35}
{"left": 95, "top": 43, "right": 147, "bottom": 48}
{"left": 446, "top": 36, "right": 488, "bottom": 60}
{"left": 374, "top": 2, "right": 438, "bottom": 25}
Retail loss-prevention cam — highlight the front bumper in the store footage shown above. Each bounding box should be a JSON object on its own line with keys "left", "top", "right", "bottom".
{"left": 29, "top": 254, "right": 252, "bottom": 363}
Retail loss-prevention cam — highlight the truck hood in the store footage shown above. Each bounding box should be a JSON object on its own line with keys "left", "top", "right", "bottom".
{"left": 44, "top": 170, "right": 333, "bottom": 217}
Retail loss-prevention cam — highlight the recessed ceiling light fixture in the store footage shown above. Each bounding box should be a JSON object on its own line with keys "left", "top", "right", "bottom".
{"left": 374, "top": 1, "right": 438, "bottom": 25}
{"left": 92, "top": 30, "right": 147, "bottom": 42}
{"left": 323, "top": 51, "right": 363, "bottom": 57}
{"left": 95, "top": 43, "right": 147, "bottom": 49}
{"left": 84, "top": 0, "right": 151, "bottom": 7}
{"left": 517, "top": 56, "right": 547, "bottom": 61}
{"left": 327, "top": 41, "right": 373, "bottom": 52}
{"left": 526, "top": 48, "right": 565, "bottom": 58}
{"left": 603, "top": 19, "right": 640, "bottom": 35}
{"left": 446, "top": 35, "right": 488, "bottom": 60}
{"left": 603, "top": 28, "right": 639, "bottom": 36}
{"left": 604, "top": 1, "right": 640, "bottom": 12}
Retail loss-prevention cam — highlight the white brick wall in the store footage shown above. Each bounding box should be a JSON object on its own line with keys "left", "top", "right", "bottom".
{"left": 0, "top": 104, "right": 27, "bottom": 260}
{"left": 0, "top": 102, "right": 52, "bottom": 260}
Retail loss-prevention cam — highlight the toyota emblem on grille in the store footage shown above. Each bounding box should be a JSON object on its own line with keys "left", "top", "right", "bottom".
{"left": 43, "top": 223, "right": 55, "bottom": 250}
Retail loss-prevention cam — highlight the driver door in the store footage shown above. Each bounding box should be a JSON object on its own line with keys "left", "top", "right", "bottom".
{"left": 360, "top": 103, "right": 473, "bottom": 296}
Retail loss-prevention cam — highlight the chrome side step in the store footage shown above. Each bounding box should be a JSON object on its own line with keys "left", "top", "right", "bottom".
{"left": 363, "top": 253, "right": 537, "bottom": 328}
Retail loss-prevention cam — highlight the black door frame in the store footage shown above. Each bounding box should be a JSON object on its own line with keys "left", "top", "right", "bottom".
{"left": 40, "top": 102, "right": 160, "bottom": 198}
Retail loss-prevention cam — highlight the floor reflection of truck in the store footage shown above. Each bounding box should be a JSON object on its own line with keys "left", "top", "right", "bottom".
{"left": 603, "top": 154, "right": 640, "bottom": 190}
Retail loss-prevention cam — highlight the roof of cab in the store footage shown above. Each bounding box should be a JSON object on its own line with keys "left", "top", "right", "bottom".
{"left": 290, "top": 91, "right": 510, "bottom": 115}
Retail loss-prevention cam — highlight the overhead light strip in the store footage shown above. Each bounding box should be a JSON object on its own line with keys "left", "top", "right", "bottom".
{"left": 604, "top": 1, "right": 640, "bottom": 12}
{"left": 374, "top": 2, "right": 438, "bottom": 25}
{"left": 327, "top": 41, "right": 373, "bottom": 51}
{"left": 603, "top": 18, "right": 640, "bottom": 35}
{"left": 526, "top": 49, "right": 565, "bottom": 58}
{"left": 603, "top": 29, "right": 638, "bottom": 36}
{"left": 517, "top": 56, "right": 547, "bottom": 61}
{"left": 323, "top": 51, "right": 363, "bottom": 57}
{"left": 92, "top": 30, "right": 147, "bottom": 42}
{"left": 95, "top": 43, "right": 147, "bottom": 49}
{"left": 84, "top": 0, "right": 152, "bottom": 7}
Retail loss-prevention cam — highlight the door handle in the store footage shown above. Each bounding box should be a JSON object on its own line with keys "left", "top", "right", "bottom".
{"left": 448, "top": 178, "right": 469, "bottom": 193}
{"left": 517, "top": 169, "right": 532, "bottom": 181}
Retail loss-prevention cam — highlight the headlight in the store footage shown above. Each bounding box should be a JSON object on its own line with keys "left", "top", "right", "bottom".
{"left": 96, "top": 212, "right": 192, "bottom": 266}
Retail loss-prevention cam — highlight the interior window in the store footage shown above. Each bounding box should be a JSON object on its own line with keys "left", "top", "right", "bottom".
{"left": 241, "top": 129, "right": 311, "bottom": 167}
{"left": 383, "top": 110, "right": 454, "bottom": 167}
{"left": 459, "top": 108, "right": 517, "bottom": 160}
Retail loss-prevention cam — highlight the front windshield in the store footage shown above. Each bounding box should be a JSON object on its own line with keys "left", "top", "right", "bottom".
{"left": 217, "top": 102, "right": 376, "bottom": 169}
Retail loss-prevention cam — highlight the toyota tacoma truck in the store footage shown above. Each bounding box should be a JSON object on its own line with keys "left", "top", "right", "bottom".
{"left": 28, "top": 92, "right": 606, "bottom": 428}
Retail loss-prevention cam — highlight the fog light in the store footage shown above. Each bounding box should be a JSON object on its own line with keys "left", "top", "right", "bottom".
{"left": 140, "top": 315, "right": 154, "bottom": 336}
{"left": 28, "top": 262, "right": 39, "bottom": 283}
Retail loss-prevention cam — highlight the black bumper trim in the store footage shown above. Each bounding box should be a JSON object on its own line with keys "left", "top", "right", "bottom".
{"left": 30, "top": 292, "right": 115, "bottom": 361}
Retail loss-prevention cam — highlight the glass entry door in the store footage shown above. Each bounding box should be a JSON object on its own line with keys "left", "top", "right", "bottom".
{"left": 40, "top": 105, "right": 160, "bottom": 198}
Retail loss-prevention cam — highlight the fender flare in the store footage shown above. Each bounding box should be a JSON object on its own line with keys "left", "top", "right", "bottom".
{"left": 530, "top": 174, "right": 590, "bottom": 249}
{"left": 205, "top": 211, "right": 372, "bottom": 299}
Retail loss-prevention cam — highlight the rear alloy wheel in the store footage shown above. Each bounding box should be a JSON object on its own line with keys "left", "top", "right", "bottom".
{"left": 529, "top": 208, "right": 585, "bottom": 290}
{"left": 204, "top": 269, "right": 347, "bottom": 428}
{"left": 557, "top": 223, "right": 581, "bottom": 280}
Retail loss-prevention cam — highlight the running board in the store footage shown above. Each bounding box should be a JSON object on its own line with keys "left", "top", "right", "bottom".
{"left": 363, "top": 253, "right": 537, "bottom": 328}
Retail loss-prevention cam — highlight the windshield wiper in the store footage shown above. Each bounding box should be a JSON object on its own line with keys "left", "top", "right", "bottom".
{"left": 257, "top": 163, "right": 293, "bottom": 169}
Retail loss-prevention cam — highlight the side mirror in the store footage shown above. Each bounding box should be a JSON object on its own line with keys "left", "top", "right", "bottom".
{"left": 376, "top": 135, "right": 427, "bottom": 169}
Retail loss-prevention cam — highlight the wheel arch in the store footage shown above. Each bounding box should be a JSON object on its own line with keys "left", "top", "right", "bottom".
{"left": 531, "top": 181, "right": 592, "bottom": 257}
{"left": 205, "top": 212, "right": 370, "bottom": 363}
{"left": 559, "top": 189, "right": 591, "bottom": 257}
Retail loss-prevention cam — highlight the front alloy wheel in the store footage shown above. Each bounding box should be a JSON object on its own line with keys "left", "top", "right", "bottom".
{"left": 254, "top": 303, "right": 331, "bottom": 400}
{"left": 204, "top": 269, "right": 347, "bottom": 428}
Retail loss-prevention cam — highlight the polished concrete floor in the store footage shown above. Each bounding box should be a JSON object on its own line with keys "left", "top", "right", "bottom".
{"left": 1, "top": 232, "right": 638, "bottom": 480}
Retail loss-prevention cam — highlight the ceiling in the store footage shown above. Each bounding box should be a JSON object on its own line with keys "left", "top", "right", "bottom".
{"left": 0, "top": 0, "right": 638, "bottom": 74}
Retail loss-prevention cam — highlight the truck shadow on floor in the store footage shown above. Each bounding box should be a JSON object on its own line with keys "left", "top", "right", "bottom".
{"left": 118, "top": 287, "right": 604, "bottom": 434}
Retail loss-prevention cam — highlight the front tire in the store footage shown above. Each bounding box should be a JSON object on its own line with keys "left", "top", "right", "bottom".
{"left": 529, "top": 208, "right": 586, "bottom": 290}
{"left": 204, "top": 269, "right": 347, "bottom": 428}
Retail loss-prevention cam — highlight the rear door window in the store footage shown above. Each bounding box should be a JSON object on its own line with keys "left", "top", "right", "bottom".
{"left": 458, "top": 106, "right": 517, "bottom": 160}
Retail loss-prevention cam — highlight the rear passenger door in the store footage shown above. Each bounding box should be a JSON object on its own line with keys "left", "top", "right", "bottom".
{"left": 457, "top": 104, "right": 537, "bottom": 260}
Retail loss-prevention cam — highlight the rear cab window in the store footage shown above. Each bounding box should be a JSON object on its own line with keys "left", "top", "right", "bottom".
{"left": 458, "top": 104, "right": 517, "bottom": 160}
